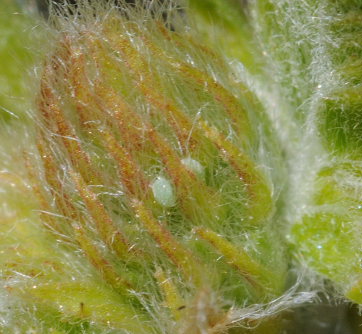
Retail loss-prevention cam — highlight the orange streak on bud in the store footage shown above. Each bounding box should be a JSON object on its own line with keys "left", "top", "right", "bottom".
{"left": 195, "top": 227, "right": 276, "bottom": 295}
{"left": 70, "top": 171, "right": 131, "bottom": 260}
{"left": 39, "top": 62, "right": 101, "bottom": 186}
{"left": 37, "top": 136, "right": 79, "bottom": 221}
{"left": 132, "top": 199, "right": 203, "bottom": 286}
{"left": 198, "top": 121, "right": 273, "bottom": 222}
{"left": 74, "top": 224, "right": 132, "bottom": 292}
{"left": 67, "top": 49, "right": 94, "bottom": 129}
{"left": 101, "top": 129, "right": 149, "bottom": 197}
{"left": 198, "top": 122, "right": 256, "bottom": 185}
{"left": 147, "top": 128, "right": 192, "bottom": 188}
{"left": 178, "top": 64, "right": 249, "bottom": 135}
{"left": 155, "top": 267, "right": 185, "bottom": 320}
{"left": 93, "top": 84, "right": 148, "bottom": 151}
{"left": 38, "top": 72, "right": 59, "bottom": 132}
{"left": 137, "top": 81, "right": 198, "bottom": 153}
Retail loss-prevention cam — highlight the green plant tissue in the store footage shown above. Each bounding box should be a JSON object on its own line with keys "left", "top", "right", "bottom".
{"left": 1, "top": 0, "right": 362, "bottom": 333}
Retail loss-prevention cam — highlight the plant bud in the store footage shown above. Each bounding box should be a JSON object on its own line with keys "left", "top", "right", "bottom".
{"left": 0, "top": 1, "right": 289, "bottom": 333}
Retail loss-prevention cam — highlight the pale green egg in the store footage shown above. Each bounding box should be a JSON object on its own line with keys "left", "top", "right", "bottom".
{"left": 151, "top": 176, "right": 176, "bottom": 208}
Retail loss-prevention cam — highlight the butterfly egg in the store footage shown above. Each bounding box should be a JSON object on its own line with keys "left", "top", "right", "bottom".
{"left": 151, "top": 176, "right": 176, "bottom": 207}
{"left": 181, "top": 157, "right": 205, "bottom": 180}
